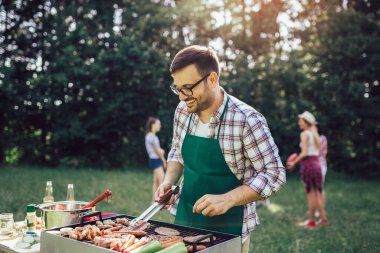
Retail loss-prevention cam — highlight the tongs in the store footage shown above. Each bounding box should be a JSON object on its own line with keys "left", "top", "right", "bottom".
{"left": 130, "top": 185, "right": 179, "bottom": 226}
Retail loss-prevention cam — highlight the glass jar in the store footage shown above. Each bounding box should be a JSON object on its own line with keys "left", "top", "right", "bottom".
{"left": 0, "top": 213, "right": 15, "bottom": 235}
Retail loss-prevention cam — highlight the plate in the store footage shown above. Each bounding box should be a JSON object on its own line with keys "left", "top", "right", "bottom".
{"left": 12, "top": 238, "right": 40, "bottom": 253}
{"left": 0, "top": 231, "right": 21, "bottom": 241}
{"left": 12, "top": 246, "right": 39, "bottom": 253}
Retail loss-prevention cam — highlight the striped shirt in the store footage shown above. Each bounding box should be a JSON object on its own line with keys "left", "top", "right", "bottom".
{"left": 167, "top": 88, "right": 286, "bottom": 238}
{"left": 319, "top": 135, "right": 328, "bottom": 168}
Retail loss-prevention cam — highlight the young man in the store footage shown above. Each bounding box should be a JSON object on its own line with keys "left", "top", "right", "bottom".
{"left": 156, "top": 45, "right": 286, "bottom": 252}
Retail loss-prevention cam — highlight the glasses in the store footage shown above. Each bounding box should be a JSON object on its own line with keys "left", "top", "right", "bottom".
{"left": 170, "top": 73, "right": 210, "bottom": 96}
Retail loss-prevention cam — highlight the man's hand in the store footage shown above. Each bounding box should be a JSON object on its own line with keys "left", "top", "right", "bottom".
{"left": 155, "top": 161, "right": 184, "bottom": 208}
{"left": 155, "top": 181, "right": 175, "bottom": 207}
{"left": 193, "top": 194, "right": 235, "bottom": 216}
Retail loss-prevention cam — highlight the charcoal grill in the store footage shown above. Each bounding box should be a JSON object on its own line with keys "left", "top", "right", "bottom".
{"left": 40, "top": 214, "right": 241, "bottom": 253}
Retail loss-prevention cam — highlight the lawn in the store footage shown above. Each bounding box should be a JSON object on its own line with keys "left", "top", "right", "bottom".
{"left": 1, "top": 166, "right": 379, "bottom": 253}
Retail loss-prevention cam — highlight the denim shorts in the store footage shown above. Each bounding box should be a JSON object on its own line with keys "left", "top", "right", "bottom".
{"left": 149, "top": 158, "right": 163, "bottom": 169}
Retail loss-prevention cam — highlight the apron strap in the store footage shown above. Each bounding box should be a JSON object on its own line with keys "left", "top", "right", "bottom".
{"left": 217, "top": 96, "right": 230, "bottom": 139}
{"left": 186, "top": 96, "right": 230, "bottom": 137}
{"left": 186, "top": 113, "right": 193, "bottom": 134}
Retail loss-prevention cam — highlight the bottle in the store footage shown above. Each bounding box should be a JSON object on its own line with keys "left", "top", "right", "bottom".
{"left": 66, "top": 184, "right": 75, "bottom": 201}
{"left": 26, "top": 204, "right": 36, "bottom": 231}
{"left": 43, "top": 181, "right": 54, "bottom": 203}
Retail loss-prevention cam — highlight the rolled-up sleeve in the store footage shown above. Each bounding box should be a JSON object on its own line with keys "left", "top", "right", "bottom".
{"left": 242, "top": 113, "right": 286, "bottom": 199}
{"left": 167, "top": 105, "right": 184, "bottom": 165}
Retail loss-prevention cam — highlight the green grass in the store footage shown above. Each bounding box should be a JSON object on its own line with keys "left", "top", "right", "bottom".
{"left": 1, "top": 167, "right": 379, "bottom": 252}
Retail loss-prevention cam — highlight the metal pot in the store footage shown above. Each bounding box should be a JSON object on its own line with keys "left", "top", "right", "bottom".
{"left": 37, "top": 201, "right": 93, "bottom": 229}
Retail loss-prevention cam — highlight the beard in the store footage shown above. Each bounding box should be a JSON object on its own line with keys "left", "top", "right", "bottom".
{"left": 185, "top": 86, "right": 214, "bottom": 113}
{"left": 186, "top": 99, "right": 211, "bottom": 113}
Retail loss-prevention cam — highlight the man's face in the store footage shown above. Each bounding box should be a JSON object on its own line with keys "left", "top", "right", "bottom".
{"left": 172, "top": 64, "right": 213, "bottom": 113}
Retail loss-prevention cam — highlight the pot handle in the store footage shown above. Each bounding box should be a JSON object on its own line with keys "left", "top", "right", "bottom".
{"left": 80, "top": 211, "right": 103, "bottom": 226}
{"left": 81, "top": 189, "right": 112, "bottom": 209}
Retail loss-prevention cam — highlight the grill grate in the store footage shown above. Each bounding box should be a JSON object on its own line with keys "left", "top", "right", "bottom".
{"left": 49, "top": 213, "right": 240, "bottom": 251}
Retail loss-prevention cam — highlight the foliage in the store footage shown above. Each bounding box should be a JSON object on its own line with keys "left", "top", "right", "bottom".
{"left": 298, "top": 7, "right": 380, "bottom": 177}
{"left": 0, "top": 1, "right": 379, "bottom": 176}
{"left": 0, "top": 0, "right": 178, "bottom": 167}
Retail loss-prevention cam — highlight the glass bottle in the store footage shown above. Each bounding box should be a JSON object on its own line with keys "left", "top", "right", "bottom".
{"left": 66, "top": 184, "right": 75, "bottom": 201}
{"left": 43, "top": 181, "right": 54, "bottom": 203}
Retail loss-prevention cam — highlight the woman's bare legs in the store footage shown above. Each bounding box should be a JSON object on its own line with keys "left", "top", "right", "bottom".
{"left": 308, "top": 188, "right": 327, "bottom": 221}
{"left": 307, "top": 189, "right": 318, "bottom": 221}
{"left": 316, "top": 189, "right": 327, "bottom": 221}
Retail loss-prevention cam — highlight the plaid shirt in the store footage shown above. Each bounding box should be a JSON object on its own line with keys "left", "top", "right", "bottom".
{"left": 167, "top": 89, "right": 286, "bottom": 239}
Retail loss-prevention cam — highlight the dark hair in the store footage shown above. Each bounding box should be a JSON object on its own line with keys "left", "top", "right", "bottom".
{"left": 170, "top": 45, "right": 220, "bottom": 76}
{"left": 146, "top": 117, "right": 158, "bottom": 134}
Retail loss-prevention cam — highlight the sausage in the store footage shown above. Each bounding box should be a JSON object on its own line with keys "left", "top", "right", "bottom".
{"left": 187, "top": 245, "right": 207, "bottom": 252}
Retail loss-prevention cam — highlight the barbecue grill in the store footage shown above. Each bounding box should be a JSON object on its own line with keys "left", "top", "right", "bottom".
{"left": 40, "top": 214, "right": 241, "bottom": 253}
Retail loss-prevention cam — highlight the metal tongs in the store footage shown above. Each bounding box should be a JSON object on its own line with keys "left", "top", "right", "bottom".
{"left": 130, "top": 185, "right": 179, "bottom": 226}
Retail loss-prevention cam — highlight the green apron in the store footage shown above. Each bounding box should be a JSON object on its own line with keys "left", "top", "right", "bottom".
{"left": 174, "top": 97, "right": 244, "bottom": 236}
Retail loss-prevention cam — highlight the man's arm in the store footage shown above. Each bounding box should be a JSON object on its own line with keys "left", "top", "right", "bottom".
{"left": 242, "top": 113, "right": 286, "bottom": 199}
{"left": 193, "top": 185, "right": 261, "bottom": 216}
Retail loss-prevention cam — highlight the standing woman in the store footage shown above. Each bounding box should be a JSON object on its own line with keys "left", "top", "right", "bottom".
{"left": 288, "top": 111, "right": 328, "bottom": 228}
{"left": 145, "top": 117, "right": 166, "bottom": 201}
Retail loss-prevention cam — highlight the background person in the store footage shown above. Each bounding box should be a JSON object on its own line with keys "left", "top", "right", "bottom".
{"left": 156, "top": 45, "right": 286, "bottom": 253}
{"left": 288, "top": 111, "right": 328, "bottom": 228}
{"left": 145, "top": 116, "right": 166, "bottom": 202}
{"left": 316, "top": 123, "right": 328, "bottom": 218}
{"left": 317, "top": 124, "right": 328, "bottom": 184}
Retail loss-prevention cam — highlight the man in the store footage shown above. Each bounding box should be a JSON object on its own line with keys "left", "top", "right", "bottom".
{"left": 156, "top": 45, "right": 286, "bottom": 252}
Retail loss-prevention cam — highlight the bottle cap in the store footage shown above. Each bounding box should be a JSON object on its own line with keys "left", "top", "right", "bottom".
{"left": 26, "top": 204, "right": 36, "bottom": 212}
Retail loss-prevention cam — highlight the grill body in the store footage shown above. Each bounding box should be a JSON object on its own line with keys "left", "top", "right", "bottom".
{"left": 40, "top": 214, "right": 242, "bottom": 253}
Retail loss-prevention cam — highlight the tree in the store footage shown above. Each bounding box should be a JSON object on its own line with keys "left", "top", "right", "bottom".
{"left": 298, "top": 7, "right": 380, "bottom": 176}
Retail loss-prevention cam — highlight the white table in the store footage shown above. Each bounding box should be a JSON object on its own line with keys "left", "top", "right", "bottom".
{"left": 0, "top": 235, "right": 23, "bottom": 253}
{"left": 0, "top": 222, "right": 40, "bottom": 253}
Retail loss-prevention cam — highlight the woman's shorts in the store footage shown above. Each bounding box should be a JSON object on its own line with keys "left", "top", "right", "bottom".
{"left": 300, "top": 156, "right": 323, "bottom": 193}
{"left": 149, "top": 158, "right": 163, "bottom": 170}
